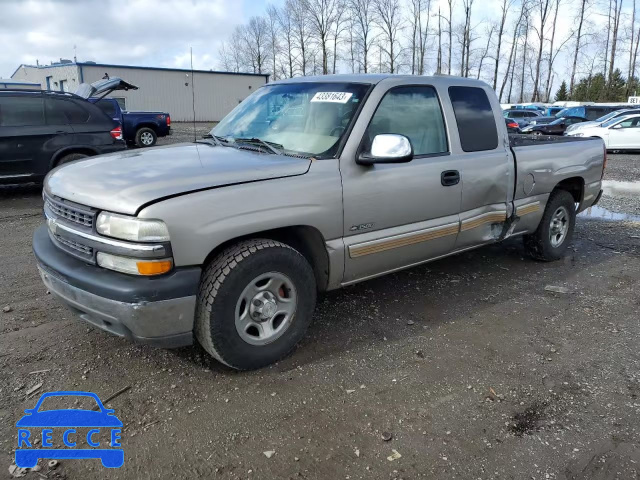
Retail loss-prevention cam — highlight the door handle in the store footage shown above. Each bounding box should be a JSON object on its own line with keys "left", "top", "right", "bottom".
{"left": 441, "top": 170, "right": 460, "bottom": 186}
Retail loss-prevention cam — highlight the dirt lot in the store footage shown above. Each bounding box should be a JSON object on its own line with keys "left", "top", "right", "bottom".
{"left": 1, "top": 129, "right": 639, "bottom": 479}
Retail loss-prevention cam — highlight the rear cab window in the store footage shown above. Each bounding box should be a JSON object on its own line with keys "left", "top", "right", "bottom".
{"left": 448, "top": 86, "right": 499, "bottom": 152}
{"left": 0, "top": 96, "right": 45, "bottom": 127}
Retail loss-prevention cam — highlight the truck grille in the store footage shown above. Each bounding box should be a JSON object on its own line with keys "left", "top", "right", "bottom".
{"left": 53, "top": 233, "right": 94, "bottom": 257}
{"left": 44, "top": 196, "right": 95, "bottom": 228}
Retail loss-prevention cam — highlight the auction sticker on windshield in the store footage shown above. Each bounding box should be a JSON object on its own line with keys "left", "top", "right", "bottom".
{"left": 311, "top": 92, "right": 353, "bottom": 103}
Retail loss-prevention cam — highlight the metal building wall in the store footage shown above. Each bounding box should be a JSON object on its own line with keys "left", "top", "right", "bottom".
{"left": 80, "top": 65, "right": 268, "bottom": 121}
{"left": 11, "top": 65, "right": 81, "bottom": 91}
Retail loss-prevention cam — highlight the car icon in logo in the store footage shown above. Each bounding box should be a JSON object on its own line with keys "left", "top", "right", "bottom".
{"left": 16, "top": 391, "right": 123, "bottom": 468}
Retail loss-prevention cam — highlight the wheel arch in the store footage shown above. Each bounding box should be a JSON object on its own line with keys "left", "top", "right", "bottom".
{"left": 202, "top": 225, "right": 330, "bottom": 292}
{"left": 553, "top": 176, "right": 585, "bottom": 204}
{"left": 50, "top": 147, "right": 98, "bottom": 169}
{"left": 136, "top": 123, "right": 159, "bottom": 133}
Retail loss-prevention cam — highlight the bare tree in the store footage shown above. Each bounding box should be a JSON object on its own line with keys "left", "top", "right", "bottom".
{"left": 266, "top": 5, "right": 281, "bottom": 80}
{"left": 493, "top": 0, "right": 516, "bottom": 89}
{"left": 608, "top": 0, "right": 624, "bottom": 84}
{"left": 374, "top": 0, "right": 404, "bottom": 73}
{"left": 447, "top": 0, "right": 455, "bottom": 74}
{"left": 436, "top": 7, "right": 443, "bottom": 73}
{"left": 531, "top": 0, "right": 551, "bottom": 101}
{"left": 543, "top": 0, "right": 561, "bottom": 101}
{"left": 291, "top": 0, "right": 312, "bottom": 75}
{"left": 407, "top": 0, "right": 431, "bottom": 75}
{"left": 477, "top": 25, "right": 495, "bottom": 79}
{"left": 500, "top": 0, "right": 527, "bottom": 100}
{"left": 569, "top": 0, "right": 589, "bottom": 94}
{"left": 628, "top": 0, "right": 638, "bottom": 88}
{"left": 238, "top": 17, "right": 271, "bottom": 74}
{"left": 351, "top": 0, "right": 376, "bottom": 72}
{"left": 277, "top": 3, "right": 297, "bottom": 77}
{"left": 332, "top": 0, "right": 350, "bottom": 73}
{"left": 460, "top": 0, "right": 475, "bottom": 76}
{"left": 519, "top": 10, "right": 530, "bottom": 102}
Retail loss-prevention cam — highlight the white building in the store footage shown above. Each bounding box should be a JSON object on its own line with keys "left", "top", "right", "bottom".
{"left": 11, "top": 61, "right": 269, "bottom": 121}
{"left": 0, "top": 78, "right": 41, "bottom": 89}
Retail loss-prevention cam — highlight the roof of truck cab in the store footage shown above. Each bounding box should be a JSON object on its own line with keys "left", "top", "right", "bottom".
{"left": 269, "top": 74, "right": 491, "bottom": 87}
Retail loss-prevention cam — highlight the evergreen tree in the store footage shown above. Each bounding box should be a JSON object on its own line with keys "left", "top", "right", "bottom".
{"left": 555, "top": 81, "right": 569, "bottom": 101}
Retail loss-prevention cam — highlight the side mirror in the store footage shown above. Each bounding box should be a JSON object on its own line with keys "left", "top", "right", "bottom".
{"left": 357, "top": 134, "right": 414, "bottom": 166}
{"left": 611, "top": 124, "right": 622, "bottom": 129}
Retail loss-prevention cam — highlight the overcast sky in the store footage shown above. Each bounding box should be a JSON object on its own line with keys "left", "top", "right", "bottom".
{"left": 1, "top": 0, "right": 618, "bottom": 91}
{"left": 0, "top": 0, "right": 281, "bottom": 78}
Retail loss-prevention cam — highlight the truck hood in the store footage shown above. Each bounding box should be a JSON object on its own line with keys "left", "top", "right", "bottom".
{"left": 45, "top": 143, "right": 311, "bottom": 215}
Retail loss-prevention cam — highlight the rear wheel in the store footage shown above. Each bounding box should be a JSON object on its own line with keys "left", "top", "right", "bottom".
{"left": 57, "top": 153, "right": 89, "bottom": 166}
{"left": 523, "top": 189, "right": 576, "bottom": 261}
{"left": 195, "top": 239, "right": 317, "bottom": 370}
{"left": 135, "top": 127, "right": 157, "bottom": 147}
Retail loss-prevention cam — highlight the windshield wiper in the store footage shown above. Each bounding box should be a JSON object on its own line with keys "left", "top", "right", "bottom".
{"left": 233, "top": 137, "right": 283, "bottom": 155}
{"left": 199, "top": 134, "right": 235, "bottom": 148}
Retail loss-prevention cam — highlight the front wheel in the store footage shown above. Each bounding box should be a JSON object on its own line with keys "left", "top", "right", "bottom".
{"left": 195, "top": 239, "right": 317, "bottom": 370}
{"left": 523, "top": 190, "right": 576, "bottom": 261}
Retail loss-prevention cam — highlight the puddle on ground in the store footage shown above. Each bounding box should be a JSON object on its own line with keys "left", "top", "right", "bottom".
{"left": 579, "top": 205, "right": 640, "bottom": 222}
{"left": 602, "top": 180, "right": 640, "bottom": 199}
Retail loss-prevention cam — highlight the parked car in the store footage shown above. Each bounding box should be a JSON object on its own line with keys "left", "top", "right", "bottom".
{"left": 530, "top": 104, "right": 628, "bottom": 126}
{"left": 0, "top": 89, "right": 125, "bottom": 186}
{"left": 502, "top": 108, "right": 542, "bottom": 127}
{"left": 566, "top": 113, "right": 640, "bottom": 150}
{"left": 505, "top": 117, "right": 521, "bottom": 133}
{"left": 520, "top": 116, "right": 587, "bottom": 135}
{"left": 89, "top": 98, "right": 171, "bottom": 148}
{"left": 34, "top": 75, "right": 605, "bottom": 370}
{"left": 565, "top": 108, "right": 640, "bottom": 134}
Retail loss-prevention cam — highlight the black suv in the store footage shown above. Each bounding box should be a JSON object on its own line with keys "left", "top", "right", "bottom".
{"left": 0, "top": 90, "right": 126, "bottom": 186}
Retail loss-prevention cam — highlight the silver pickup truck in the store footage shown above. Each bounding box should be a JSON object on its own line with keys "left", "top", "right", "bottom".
{"left": 34, "top": 75, "right": 605, "bottom": 370}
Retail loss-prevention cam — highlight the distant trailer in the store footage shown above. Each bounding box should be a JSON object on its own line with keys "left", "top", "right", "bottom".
{"left": 0, "top": 79, "right": 40, "bottom": 89}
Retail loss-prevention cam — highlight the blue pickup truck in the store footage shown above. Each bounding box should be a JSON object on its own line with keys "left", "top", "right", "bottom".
{"left": 90, "top": 98, "right": 171, "bottom": 148}
{"left": 75, "top": 77, "right": 171, "bottom": 148}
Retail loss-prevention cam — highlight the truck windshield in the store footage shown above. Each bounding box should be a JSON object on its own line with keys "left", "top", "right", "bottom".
{"left": 211, "top": 83, "right": 370, "bottom": 158}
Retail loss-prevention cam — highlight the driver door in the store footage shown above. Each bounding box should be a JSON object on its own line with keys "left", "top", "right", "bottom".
{"left": 340, "top": 85, "right": 462, "bottom": 284}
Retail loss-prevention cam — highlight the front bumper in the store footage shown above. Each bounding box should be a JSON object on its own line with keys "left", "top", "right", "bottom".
{"left": 33, "top": 225, "right": 201, "bottom": 348}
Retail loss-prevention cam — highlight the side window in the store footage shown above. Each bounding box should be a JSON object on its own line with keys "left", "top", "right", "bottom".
{"left": 45, "top": 99, "right": 69, "bottom": 125}
{"left": 95, "top": 100, "right": 117, "bottom": 117}
{"left": 618, "top": 117, "right": 640, "bottom": 128}
{"left": 63, "top": 101, "right": 91, "bottom": 124}
{"left": 448, "top": 86, "right": 499, "bottom": 152}
{"left": 0, "top": 96, "right": 45, "bottom": 127}
{"left": 365, "top": 86, "right": 448, "bottom": 156}
{"left": 112, "top": 97, "right": 126, "bottom": 110}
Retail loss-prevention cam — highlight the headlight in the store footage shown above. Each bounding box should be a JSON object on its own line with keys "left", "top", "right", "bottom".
{"left": 96, "top": 212, "right": 170, "bottom": 242}
{"left": 570, "top": 133, "right": 584, "bottom": 137}
{"left": 97, "top": 252, "right": 173, "bottom": 276}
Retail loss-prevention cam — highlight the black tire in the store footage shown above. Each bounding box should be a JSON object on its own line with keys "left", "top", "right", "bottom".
{"left": 523, "top": 189, "right": 576, "bottom": 261}
{"left": 57, "top": 153, "right": 89, "bottom": 166}
{"left": 135, "top": 127, "right": 157, "bottom": 147}
{"left": 195, "top": 239, "right": 317, "bottom": 370}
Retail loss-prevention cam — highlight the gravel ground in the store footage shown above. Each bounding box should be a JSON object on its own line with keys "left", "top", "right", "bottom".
{"left": 1, "top": 133, "right": 639, "bottom": 479}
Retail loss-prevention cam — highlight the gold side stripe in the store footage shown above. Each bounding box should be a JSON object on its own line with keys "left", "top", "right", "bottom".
{"left": 460, "top": 212, "right": 507, "bottom": 232}
{"left": 349, "top": 224, "right": 459, "bottom": 258}
{"left": 516, "top": 202, "right": 541, "bottom": 216}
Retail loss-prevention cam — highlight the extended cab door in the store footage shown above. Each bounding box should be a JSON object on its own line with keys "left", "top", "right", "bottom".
{"left": 340, "top": 83, "right": 462, "bottom": 284}
{"left": 446, "top": 85, "right": 513, "bottom": 251}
